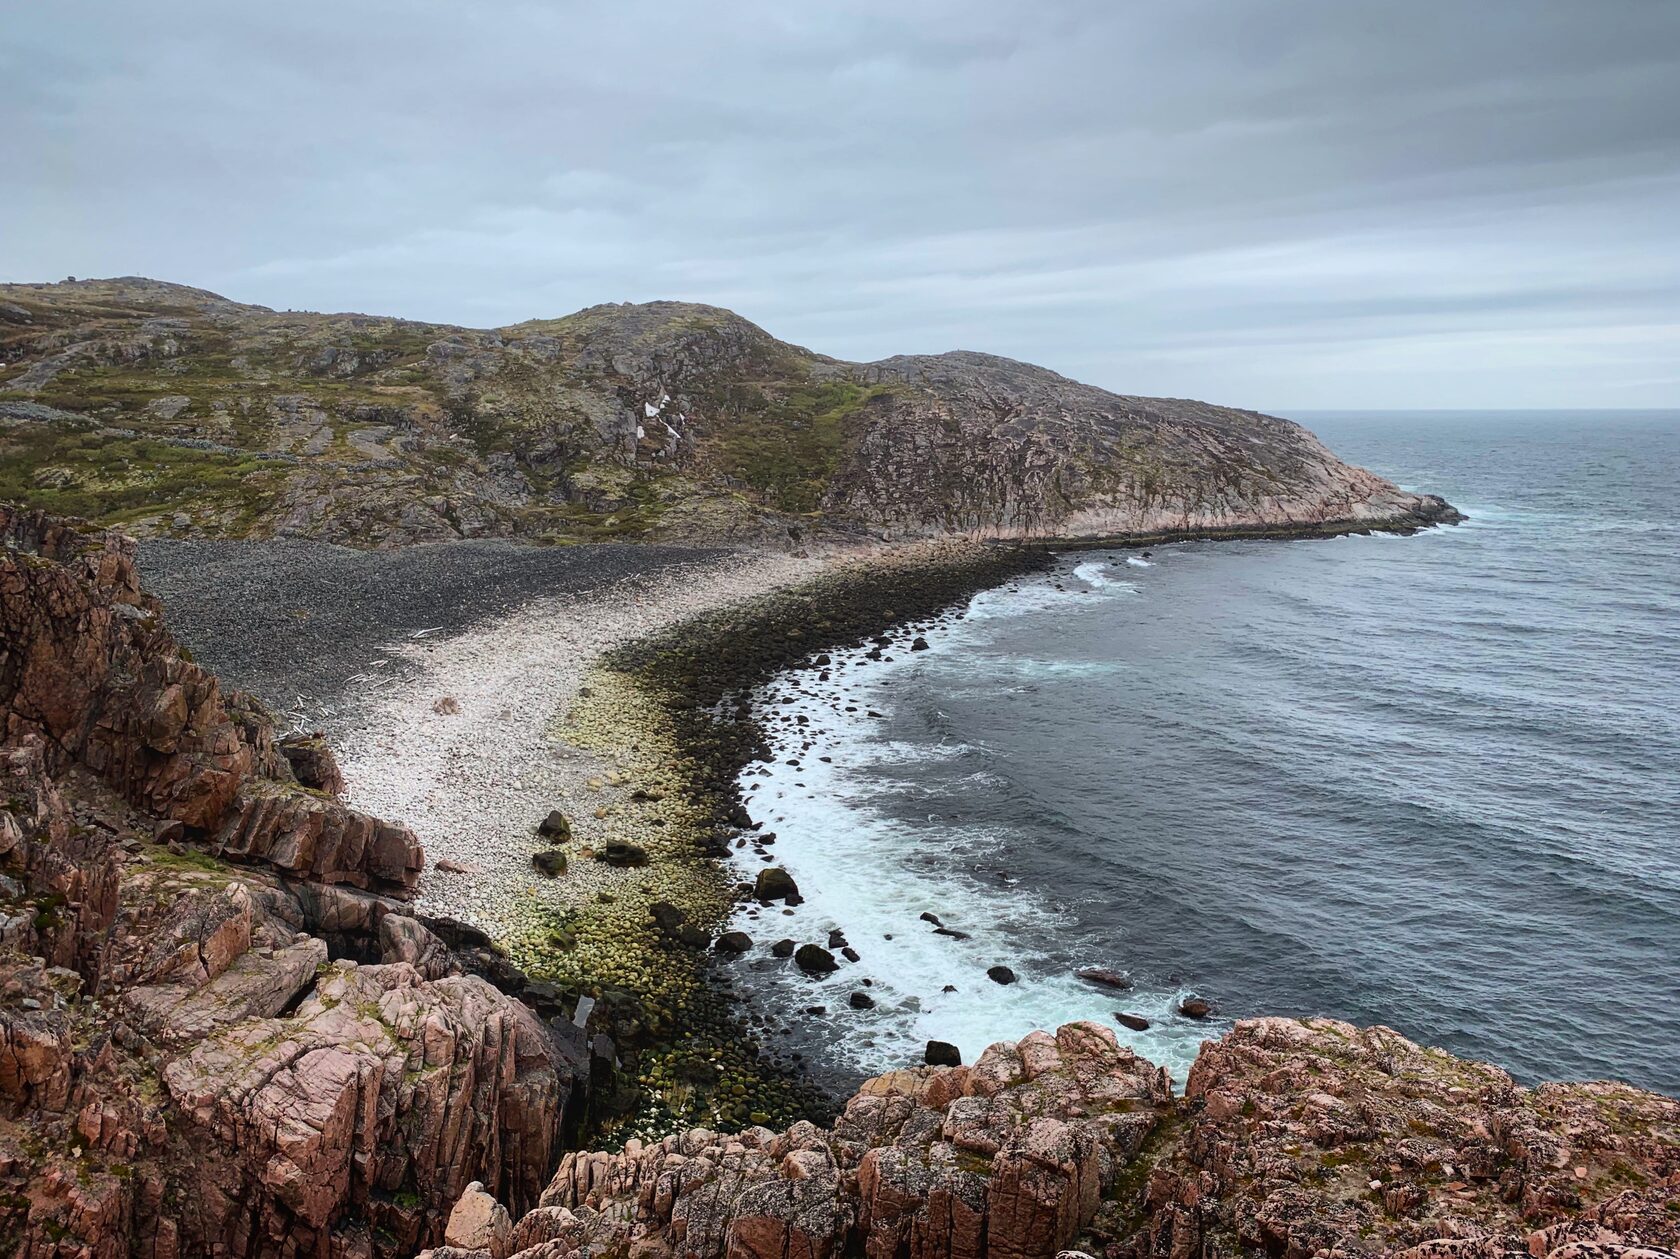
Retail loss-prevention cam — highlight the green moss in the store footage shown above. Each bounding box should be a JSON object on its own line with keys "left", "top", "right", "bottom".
{"left": 710, "top": 380, "right": 889, "bottom": 513}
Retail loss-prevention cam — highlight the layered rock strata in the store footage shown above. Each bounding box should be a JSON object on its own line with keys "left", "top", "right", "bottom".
{"left": 0, "top": 508, "right": 586, "bottom": 1256}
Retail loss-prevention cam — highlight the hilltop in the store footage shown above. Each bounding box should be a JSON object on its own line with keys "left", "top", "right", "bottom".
{"left": 0, "top": 277, "right": 1456, "bottom": 547}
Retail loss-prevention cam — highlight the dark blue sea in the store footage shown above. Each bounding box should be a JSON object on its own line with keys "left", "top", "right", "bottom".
{"left": 731, "top": 410, "right": 1680, "bottom": 1095}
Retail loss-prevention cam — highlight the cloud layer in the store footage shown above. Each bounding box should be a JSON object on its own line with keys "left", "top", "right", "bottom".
{"left": 4, "top": 0, "right": 1677, "bottom": 407}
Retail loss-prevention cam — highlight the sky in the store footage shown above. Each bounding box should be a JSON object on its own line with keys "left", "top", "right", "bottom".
{"left": 3, "top": 1, "right": 1677, "bottom": 409}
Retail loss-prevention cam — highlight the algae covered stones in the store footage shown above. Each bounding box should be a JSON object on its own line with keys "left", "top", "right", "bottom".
{"left": 537, "top": 809, "right": 572, "bottom": 842}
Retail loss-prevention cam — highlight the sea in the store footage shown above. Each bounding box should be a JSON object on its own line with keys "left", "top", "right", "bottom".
{"left": 728, "top": 410, "right": 1680, "bottom": 1097}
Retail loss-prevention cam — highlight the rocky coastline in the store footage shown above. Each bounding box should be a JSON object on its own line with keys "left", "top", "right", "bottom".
{"left": 4, "top": 504, "right": 1677, "bottom": 1259}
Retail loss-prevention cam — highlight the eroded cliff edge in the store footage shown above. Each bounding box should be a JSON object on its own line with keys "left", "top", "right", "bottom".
{"left": 0, "top": 279, "right": 1458, "bottom": 548}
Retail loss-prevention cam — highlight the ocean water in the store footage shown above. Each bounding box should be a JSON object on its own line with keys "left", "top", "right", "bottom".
{"left": 729, "top": 410, "right": 1680, "bottom": 1095}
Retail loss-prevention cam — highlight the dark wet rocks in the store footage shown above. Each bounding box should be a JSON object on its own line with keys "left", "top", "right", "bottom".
{"left": 714, "top": 931, "right": 752, "bottom": 955}
{"left": 794, "top": 944, "right": 838, "bottom": 975}
{"left": 848, "top": 991, "right": 876, "bottom": 1009}
{"left": 1115, "top": 1012, "right": 1151, "bottom": 1031}
{"left": 530, "top": 849, "right": 567, "bottom": 877}
{"left": 596, "top": 839, "right": 648, "bottom": 867}
{"left": 1179, "top": 995, "right": 1212, "bottom": 1018}
{"left": 1076, "top": 965, "right": 1132, "bottom": 990}
{"left": 771, "top": 938, "right": 796, "bottom": 958}
{"left": 924, "top": 1039, "right": 962, "bottom": 1067}
{"left": 987, "top": 965, "right": 1017, "bottom": 985}
{"left": 536, "top": 809, "right": 571, "bottom": 841}
{"left": 754, "top": 865, "right": 800, "bottom": 903}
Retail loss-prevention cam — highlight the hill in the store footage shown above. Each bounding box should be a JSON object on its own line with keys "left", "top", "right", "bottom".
{"left": 0, "top": 277, "right": 1457, "bottom": 547}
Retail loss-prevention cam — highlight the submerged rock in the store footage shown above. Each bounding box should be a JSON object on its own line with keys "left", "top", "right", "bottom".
{"left": 536, "top": 809, "right": 571, "bottom": 841}
{"left": 1115, "top": 1011, "right": 1151, "bottom": 1031}
{"left": 1075, "top": 965, "right": 1132, "bottom": 990}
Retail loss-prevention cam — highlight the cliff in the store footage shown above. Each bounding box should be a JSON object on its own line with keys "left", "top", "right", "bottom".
{"left": 0, "top": 278, "right": 1457, "bottom": 548}
{"left": 0, "top": 507, "right": 588, "bottom": 1256}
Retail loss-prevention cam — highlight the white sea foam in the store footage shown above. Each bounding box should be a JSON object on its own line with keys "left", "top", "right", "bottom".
{"left": 731, "top": 568, "right": 1213, "bottom": 1088}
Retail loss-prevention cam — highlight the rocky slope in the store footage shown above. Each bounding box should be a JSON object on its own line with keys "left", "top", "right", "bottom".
{"left": 0, "top": 278, "right": 1457, "bottom": 548}
{"left": 426, "top": 1017, "right": 1679, "bottom": 1259}
{"left": 0, "top": 507, "right": 590, "bottom": 1256}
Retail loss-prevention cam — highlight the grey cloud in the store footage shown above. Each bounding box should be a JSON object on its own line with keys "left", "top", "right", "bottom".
{"left": 2, "top": 0, "right": 1676, "bottom": 407}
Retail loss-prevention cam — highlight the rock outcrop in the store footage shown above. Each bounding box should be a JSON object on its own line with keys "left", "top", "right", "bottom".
{"left": 436, "top": 1017, "right": 1679, "bottom": 1259}
{"left": 0, "top": 509, "right": 586, "bottom": 1256}
{"left": 0, "top": 277, "right": 1459, "bottom": 548}
{"left": 1, "top": 504, "right": 422, "bottom": 894}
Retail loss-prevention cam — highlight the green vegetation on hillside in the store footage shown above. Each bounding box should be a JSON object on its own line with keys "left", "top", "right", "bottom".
{"left": 711, "top": 380, "right": 889, "bottom": 512}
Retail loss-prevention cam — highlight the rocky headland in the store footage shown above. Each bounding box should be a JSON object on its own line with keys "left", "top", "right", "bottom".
{"left": 1, "top": 277, "right": 1459, "bottom": 549}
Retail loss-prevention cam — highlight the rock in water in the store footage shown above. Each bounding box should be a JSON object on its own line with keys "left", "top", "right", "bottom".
{"left": 794, "top": 944, "right": 838, "bottom": 975}
{"left": 714, "top": 931, "right": 752, "bottom": 955}
{"left": 848, "top": 991, "right": 875, "bottom": 1009}
{"left": 1076, "top": 965, "right": 1133, "bottom": 990}
{"left": 537, "top": 809, "right": 571, "bottom": 841}
{"left": 771, "top": 938, "right": 796, "bottom": 958}
{"left": 754, "top": 866, "right": 800, "bottom": 902}
{"left": 1179, "top": 995, "right": 1212, "bottom": 1018}
{"left": 987, "top": 964, "right": 1018, "bottom": 985}
{"left": 1116, "top": 1012, "right": 1152, "bottom": 1031}
{"left": 924, "top": 1039, "right": 962, "bottom": 1066}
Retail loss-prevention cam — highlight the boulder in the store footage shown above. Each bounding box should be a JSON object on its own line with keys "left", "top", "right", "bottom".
{"left": 754, "top": 866, "right": 800, "bottom": 902}
{"left": 924, "top": 1040, "right": 962, "bottom": 1067}
{"left": 715, "top": 931, "right": 753, "bottom": 955}
{"left": 1115, "top": 1012, "right": 1151, "bottom": 1031}
{"left": 987, "top": 965, "right": 1018, "bottom": 985}
{"left": 445, "top": 1182, "right": 513, "bottom": 1258}
{"left": 794, "top": 944, "right": 838, "bottom": 975}
{"left": 1179, "top": 995, "right": 1211, "bottom": 1018}
{"left": 531, "top": 850, "right": 567, "bottom": 877}
{"left": 1074, "top": 966, "right": 1132, "bottom": 990}
{"left": 597, "top": 840, "right": 647, "bottom": 867}
{"left": 536, "top": 810, "right": 571, "bottom": 842}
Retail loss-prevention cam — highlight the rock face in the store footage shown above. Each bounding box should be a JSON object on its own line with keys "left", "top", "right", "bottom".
{"left": 443, "top": 1017, "right": 1679, "bottom": 1259}
{"left": 0, "top": 509, "right": 585, "bottom": 1257}
{"left": 457, "top": 1021, "right": 1172, "bottom": 1259}
{"left": 1120, "top": 1016, "right": 1680, "bottom": 1259}
{"left": 1, "top": 504, "right": 422, "bottom": 894}
{"left": 0, "top": 278, "right": 1459, "bottom": 547}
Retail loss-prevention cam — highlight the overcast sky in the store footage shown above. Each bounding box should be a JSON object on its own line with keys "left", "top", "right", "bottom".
{"left": 3, "top": 1, "right": 1677, "bottom": 409}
